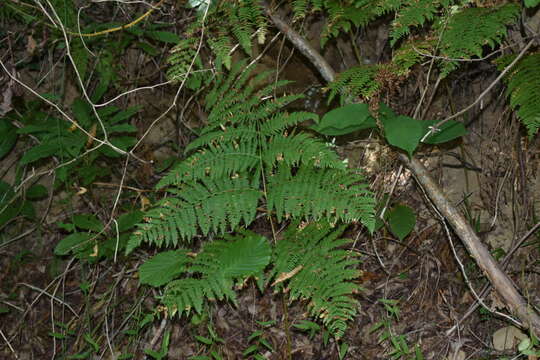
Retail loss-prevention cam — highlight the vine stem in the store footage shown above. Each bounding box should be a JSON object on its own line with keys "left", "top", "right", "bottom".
{"left": 262, "top": 2, "right": 540, "bottom": 337}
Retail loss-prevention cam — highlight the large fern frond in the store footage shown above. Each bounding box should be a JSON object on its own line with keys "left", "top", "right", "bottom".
{"left": 389, "top": 0, "right": 457, "bottom": 46}
{"left": 262, "top": 133, "right": 345, "bottom": 169}
{"left": 129, "top": 60, "right": 375, "bottom": 252}
{"left": 157, "top": 142, "right": 260, "bottom": 188}
{"left": 270, "top": 221, "right": 361, "bottom": 339}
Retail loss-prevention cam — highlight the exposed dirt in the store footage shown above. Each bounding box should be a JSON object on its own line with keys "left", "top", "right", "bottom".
{"left": 1, "top": 3, "right": 539, "bottom": 360}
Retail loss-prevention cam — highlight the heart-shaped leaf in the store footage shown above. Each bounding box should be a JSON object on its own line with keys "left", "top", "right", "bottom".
{"left": 381, "top": 115, "right": 423, "bottom": 157}
{"left": 387, "top": 205, "right": 416, "bottom": 240}
{"left": 311, "top": 103, "right": 376, "bottom": 136}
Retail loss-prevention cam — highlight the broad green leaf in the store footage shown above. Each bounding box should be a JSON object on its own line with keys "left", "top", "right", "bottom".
{"left": 108, "top": 124, "right": 137, "bottom": 133}
{"left": 194, "top": 335, "right": 213, "bottom": 345}
{"left": 0, "top": 181, "right": 20, "bottom": 227}
{"left": 387, "top": 205, "right": 416, "bottom": 240}
{"left": 381, "top": 115, "right": 423, "bottom": 157}
{"left": 72, "top": 214, "right": 103, "bottom": 232}
{"left": 117, "top": 210, "right": 144, "bottom": 232}
{"left": 72, "top": 98, "right": 93, "bottom": 127}
{"left": 525, "top": 0, "right": 540, "bottom": 7}
{"left": 146, "top": 31, "right": 180, "bottom": 44}
{"left": 26, "top": 184, "right": 48, "bottom": 200}
{"left": 97, "top": 106, "right": 120, "bottom": 118}
{"left": 378, "top": 102, "right": 397, "bottom": 120}
{"left": 311, "top": 103, "right": 376, "bottom": 136}
{"left": 99, "top": 136, "right": 137, "bottom": 157}
{"left": 422, "top": 120, "right": 467, "bottom": 144}
{"left": 139, "top": 250, "right": 190, "bottom": 287}
{"left": 55, "top": 233, "right": 93, "bottom": 256}
{"left": 0, "top": 119, "right": 17, "bottom": 159}
{"left": 20, "top": 142, "right": 62, "bottom": 165}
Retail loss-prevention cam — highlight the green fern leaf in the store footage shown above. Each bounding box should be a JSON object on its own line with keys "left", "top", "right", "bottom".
{"left": 327, "top": 65, "right": 380, "bottom": 104}
{"left": 270, "top": 221, "right": 361, "bottom": 339}
{"left": 127, "top": 176, "right": 261, "bottom": 251}
{"left": 157, "top": 142, "right": 260, "bottom": 187}
{"left": 390, "top": 0, "right": 458, "bottom": 46}
{"left": 263, "top": 133, "right": 345, "bottom": 169}
{"left": 267, "top": 166, "right": 375, "bottom": 231}
{"left": 162, "top": 232, "right": 271, "bottom": 317}
{"left": 498, "top": 53, "right": 540, "bottom": 137}
{"left": 438, "top": 3, "right": 519, "bottom": 77}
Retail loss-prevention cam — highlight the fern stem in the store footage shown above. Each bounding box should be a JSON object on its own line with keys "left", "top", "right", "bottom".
{"left": 281, "top": 296, "right": 293, "bottom": 360}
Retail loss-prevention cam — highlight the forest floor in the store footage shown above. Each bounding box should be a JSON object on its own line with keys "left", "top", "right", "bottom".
{"left": 1, "top": 3, "right": 540, "bottom": 360}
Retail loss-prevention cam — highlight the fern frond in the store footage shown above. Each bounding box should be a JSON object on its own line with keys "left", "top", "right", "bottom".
{"left": 191, "top": 231, "right": 271, "bottom": 278}
{"left": 270, "top": 221, "right": 361, "bottom": 339}
{"left": 292, "top": 0, "right": 309, "bottom": 21}
{"left": 208, "top": 35, "right": 234, "bottom": 70}
{"left": 166, "top": 38, "right": 199, "bottom": 83}
{"left": 393, "top": 38, "right": 435, "bottom": 75}
{"left": 230, "top": 13, "right": 253, "bottom": 56}
{"left": 157, "top": 141, "right": 260, "bottom": 187}
{"left": 438, "top": 3, "right": 519, "bottom": 77}
{"left": 205, "top": 60, "right": 252, "bottom": 110}
{"left": 162, "top": 232, "right": 271, "bottom": 317}
{"left": 390, "top": 0, "right": 457, "bottom": 47}
{"left": 163, "top": 276, "right": 234, "bottom": 317}
{"left": 187, "top": 110, "right": 318, "bottom": 153}
{"left": 127, "top": 176, "right": 261, "bottom": 251}
{"left": 498, "top": 53, "right": 540, "bottom": 137}
{"left": 259, "top": 112, "right": 319, "bottom": 135}
{"left": 326, "top": 65, "right": 380, "bottom": 104}
{"left": 131, "top": 62, "right": 374, "bottom": 253}
{"left": 267, "top": 166, "right": 375, "bottom": 231}
{"left": 263, "top": 133, "right": 345, "bottom": 169}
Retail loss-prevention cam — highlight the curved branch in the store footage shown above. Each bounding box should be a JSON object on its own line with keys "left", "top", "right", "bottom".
{"left": 263, "top": 3, "right": 540, "bottom": 336}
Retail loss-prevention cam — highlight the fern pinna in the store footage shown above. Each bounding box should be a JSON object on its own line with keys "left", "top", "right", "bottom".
{"left": 130, "top": 60, "right": 375, "bottom": 338}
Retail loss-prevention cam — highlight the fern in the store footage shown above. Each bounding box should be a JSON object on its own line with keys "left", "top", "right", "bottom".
{"left": 166, "top": 38, "right": 206, "bottom": 89}
{"left": 127, "top": 176, "right": 261, "bottom": 252}
{"left": 269, "top": 221, "right": 361, "bottom": 339}
{"left": 128, "top": 59, "right": 375, "bottom": 252}
{"left": 158, "top": 232, "right": 271, "bottom": 317}
{"left": 139, "top": 222, "right": 363, "bottom": 338}
{"left": 267, "top": 165, "right": 374, "bottom": 229}
{"left": 497, "top": 53, "right": 540, "bottom": 137}
{"left": 326, "top": 64, "right": 380, "bottom": 104}
{"left": 182, "top": 0, "right": 268, "bottom": 70}
{"left": 437, "top": 3, "right": 520, "bottom": 77}
{"left": 392, "top": 38, "right": 435, "bottom": 75}
{"left": 389, "top": 0, "right": 458, "bottom": 46}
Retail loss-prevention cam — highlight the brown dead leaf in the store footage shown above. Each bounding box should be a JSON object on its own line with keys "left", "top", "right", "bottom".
{"left": 26, "top": 35, "right": 37, "bottom": 56}
{"left": 272, "top": 265, "right": 303, "bottom": 286}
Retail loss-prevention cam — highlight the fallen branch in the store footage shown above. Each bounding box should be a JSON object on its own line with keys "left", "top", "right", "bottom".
{"left": 263, "top": 3, "right": 540, "bottom": 336}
